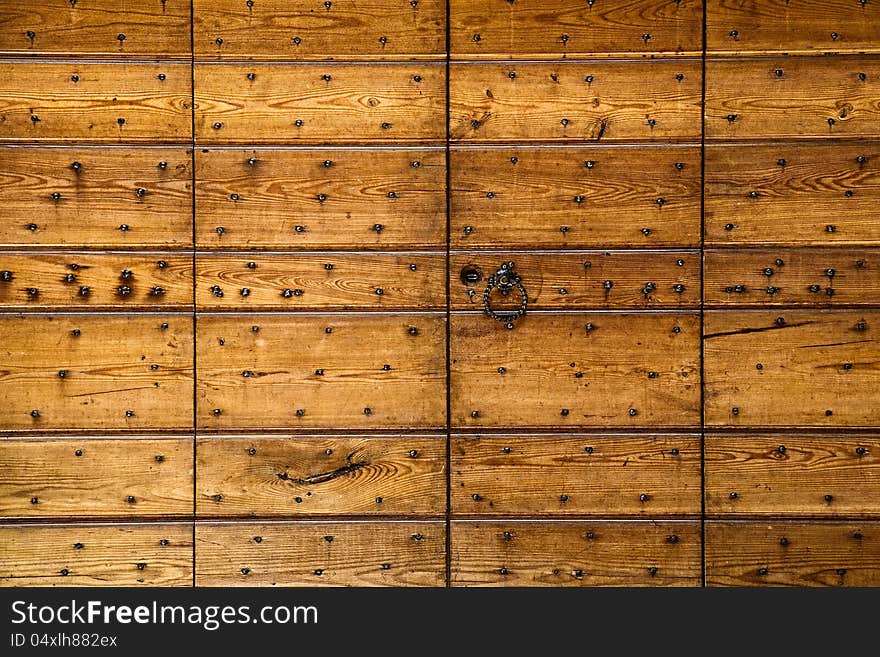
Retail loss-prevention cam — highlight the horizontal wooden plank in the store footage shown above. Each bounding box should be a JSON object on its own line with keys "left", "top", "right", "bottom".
{"left": 706, "top": 58, "right": 880, "bottom": 140}
{"left": 194, "top": 0, "right": 445, "bottom": 59}
{"left": 451, "top": 312, "right": 700, "bottom": 429}
{"left": 0, "top": 0, "right": 191, "bottom": 57}
{"left": 450, "top": 0, "right": 702, "bottom": 58}
{"left": 0, "top": 63, "right": 192, "bottom": 143}
{"left": 707, "top": 0, "right": 880, "bottom": 55}
{"left": 451, "top": 521, "right": 701, "bottom": 586}
{"left": 0, "top": 253, "right": 193, "bottom": 309}
{"left": 196, "top": 314, "right": 446, "bottom": 430}
{"left": 706, "top": 521, "right": 880, "bottom": 587}
{"left": 197, "top": 436, "right": 445, "bottom": 516}
{"left": 0, "top": 315, "right": 193, "bottom": 431}
{"left": 196, "top": 521, "right": 445, "bottom": 586}
{"left": 705, "top": 249, "right": 880, "bottom": 307}
{"left": 450, "top": 147, "right": 701, "bottom": 248}
{"left": 195, "top": 64, "right": 445, "bottom": 144}
{"left": 196, "top": 254, "right": 444, "bottom": 310}
{"left": 0, "top": 148, "right": 193, "bottom": 249}
{"left": 451, "top": 435, "right": 700, "bottom": 516}
{"left": 451, "top": 252, "right": 699, "bottom": 309}
{"left": 0, "top": 438, "right": 192, "bottom": 519}
{"left": 195, "top": 148, "right": 445, "bottom": 249}
{"left": 450, "top": 61, "right": 702, "bottom": 143}
{"left": 0, "top": 523, "right": 192, "bottom": 587}
{"left": 706, "top": 435, "right": 880, "bottom": 517}
{"left": 705, "top": 143, "right": 880, "bottom": 246}
{"left": 704, "top": 310, "right": 880, "bottom": 428}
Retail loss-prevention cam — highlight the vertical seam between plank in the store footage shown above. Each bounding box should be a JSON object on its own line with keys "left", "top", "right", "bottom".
{"left": 190, "top": 0, "right": 197, "bottom": 589}
{"left": 444, "top": 0, "right": 453, "bottom": 589}
{"left": 700, "top": 0, "right": 708, "bottom": 589}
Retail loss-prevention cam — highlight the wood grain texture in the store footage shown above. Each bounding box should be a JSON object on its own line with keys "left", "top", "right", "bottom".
{"left": 195, "top": 64, "right": 445, "bottom": 144}
{"left": 706, "top": 58, "right": 880, "bottom": 140}
{"left": 706, "top": 521, "right": 880, "bottom": 587}
{"left": 450, "top": 146, "right": 701, "bottom": 248}
{"left": 196, "top": 148, "right": 445, "bottom": 249}
{"left": 0, "top": 314, "right": 193, "bottom": 432}
{"left": 0, "top": 147, "right": 193, "bottom": 249}
{"left": 196, "top": 521, "right": 445, "bottom": 586}
{"left": 0, "top": 523, "right": 193, "bottom": 587}
{"left": 705, "top": 249, "right": 880, "bottom": 307}
{"left": 0, "top": 64, "right": 192, "bottom": 143}
{"left": 451, "top": 313, "right": 700, "bottom": 429}
{"left": 197, "top": 314, "right": 446, "bottom": 430}
{"left": 450, "top": 61, "right": 702, "bottom": 143}
{"left": 194, "top": 0, "right": 445, "bottom": 59}
{"left": 0, "top": 253, "right": 193, "bottom": 309}
{"left": 451, "top": 252, "right": 699, "bottom": 309}
{"left": 706, "top": 435, "right": 880, "bottom": 517}
{"left": 197, "top": 436, "right": 445, "bottom": 517}
{"left": 0, "top": 0, "right": 191, "bottom": 57}
{"left": 451, "top": 0, "right": 702, "bottom": 58}
{"left": 0, "top": 438, "right": 192, "bottom": 519}
{"left": 451, "top": 435, "right": 700, "bottom": 516}
{"left": 451, "top": 521, "right": 701, "bottom": 586}
{"left": 196, "top": 254, "right": 444, "bottom": 310}
{"left": 705, "top": 143, "right": 880, "bottom": 246}
{"left": 704, "top": 311, "right": 880, "bottom": 428}
{"left": 707, "top": 0, "right": 880, "bottom": 55}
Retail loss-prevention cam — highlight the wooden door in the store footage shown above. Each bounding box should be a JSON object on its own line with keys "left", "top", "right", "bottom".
{"left": 2, "top": 0, "right": 879, "bottom": 588}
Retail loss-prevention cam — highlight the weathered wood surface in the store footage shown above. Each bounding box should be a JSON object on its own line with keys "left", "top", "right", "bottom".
{"left": 451, "top": 312, "right": 700, "bottom": 429}
{"left": 450, "top": 62, "right": 702, "bottom": 143}
{"left": 450, "top": 146, "right": 701, "bottom": 248}
{"left": 195, "top": 148, "right": 446, "bottom": 250}
{"left": 451, "top": 521, "right": 701, "bottom": 586}
{"left": 196, "top": 521, "right": 445, "bottom": 586}
{"left": 197, "top": 436, "right": 445, "bottom": 516}
{"left": 706, "top": 435, "right": 880, "bottom": 517}
{"left": 197, "top": 314, "right": 446, "bottom": 430}
{"left": 0, "top": 523, "right": 193, "bottom": 587}
{"left": 0, "top": 438, "right": 192, "bottom": 519}
{"left": 706, "top": 521, "right": 880, "bottom": 587}
{"left": 704, "top": 311, "right": 880, "bottom": 428}
{"left": 451, "top": 435, "right": 700, "bottom": 516}
{"left": 0, "top": 314, "right": 194, "bottom": 431}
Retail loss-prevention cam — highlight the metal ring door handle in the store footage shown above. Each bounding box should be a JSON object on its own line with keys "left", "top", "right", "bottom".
{"left": 483, "top": 261, "right": 528, "bottom": 329}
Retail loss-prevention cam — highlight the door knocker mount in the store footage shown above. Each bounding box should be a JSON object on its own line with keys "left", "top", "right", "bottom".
{"left": 483, "top": 261, "right": 528, "bottom": 329}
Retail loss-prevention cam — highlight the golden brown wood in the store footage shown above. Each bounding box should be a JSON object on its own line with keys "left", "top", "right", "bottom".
{"left": 0, "top": 314, "right": 193, "bottom": 432}
{"left": 197, "top": 436, "right": 445, "bottom": 517}
{"left": 706, "top": 521, "right": 880, "bottom": 587}
{"left": 705, "top": 143, "right": 880, "bottom": 246}
{"left": 0, "top": 64, "right": 192, "bottom": 143}
{"left": 0, "top": 147, "right": 193, "bottom": 248}
{"left": 704, "top": 310, "right": 880, "bottom": 428}
{"left": 450, "top": 62, "right": 702, "bottom": 143}
{"left": 450, "top": 146, "right": 701, "bottom": 247}
{"left": 0, "top": 254, "right": 192, "bottom": 309}
{"left": 0, "top": 438, "right": 192, "bottom": 519}
{"left": 451, "top": 521, "right": 701, "bottom": 586}
{"left": 452, "top": 252, "right": 699, "bottom": 309}
{"left": 194, "top": 0, "right": 445, "bottom": 59}
{"left": 706, "top": 58, "right": 880, "bottom": 140}
{"left": 0, "top": 0, "right": 191, "bottom": 57}
{"left": 707, "top": 0, "right": 880, "bottom": 55}
{"left": 195, "top": 148, "right": 445, "bottom": 249}
{"left": 705, "top": 249, "right": 880, "bottom": 307}
{"left": 0, "top": 523, "right": 193, "bottom": 587}
{"left": 196, "top": 254, "right": 444, "bottom": 310}
{"left": 706, "top": 435, "right": 880, "bottom": 517}
{"left": 196, "top": 521, "right": 445, "bottom": 586}
{"left": 451, "top": 435, "right": 700, "bottom": 516}
{"left": 451, "top": 0, "right": 702, "bottom": 58}
{"left": 451, "top": 313, "right": 700, "bottom": 429}
{"left": 195, "top": 64, "right": 445, "bottom": 144}
{"left": 197, "top": 314, "right": 446, "bottom": 430}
